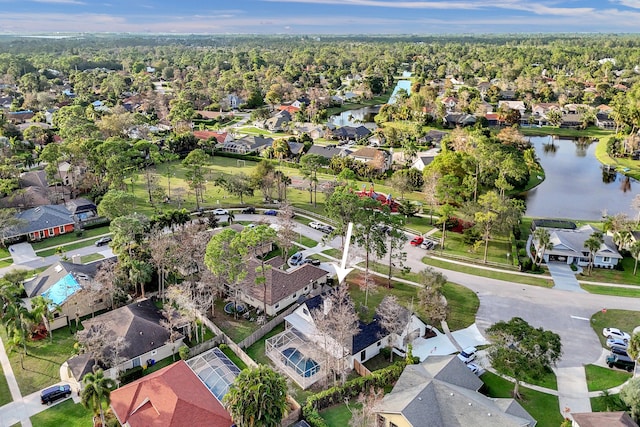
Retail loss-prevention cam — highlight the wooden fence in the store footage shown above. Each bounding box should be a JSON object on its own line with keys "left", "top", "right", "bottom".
{"left": 238, "top": 304, "right": 299, "bottom": 349}
{"left": 352, "top": 359, "right": 372, "bottom": 377}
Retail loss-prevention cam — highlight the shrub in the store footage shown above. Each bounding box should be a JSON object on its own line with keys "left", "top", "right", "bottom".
{"left": 462, "top": 227, "right": 481, "bottom": 245}
{"left": 119, "top": 366, "right": 144, "bottom": 384}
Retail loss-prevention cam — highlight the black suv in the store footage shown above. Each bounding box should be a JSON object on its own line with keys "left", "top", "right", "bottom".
{"left": 41, "top": 384, "right": 71, "bottom": 405}
{"left": 241, "top": 207, "right": 256, "bottom": 214}
{"left": 95, "top": 236, "right": 112, "bottom": 247}
{"left": 607, "top": 354, "right": 635, "bottom": 372}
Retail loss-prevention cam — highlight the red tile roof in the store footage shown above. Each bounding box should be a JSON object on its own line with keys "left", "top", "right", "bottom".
{"left": 277, "top": 105, "right": 300, "bottom": 114}
{"left": 110, "top": 361, "right": 233, "bottom": 427}
{"left": 193, "top": 130, "right": 228, "bottom": 143}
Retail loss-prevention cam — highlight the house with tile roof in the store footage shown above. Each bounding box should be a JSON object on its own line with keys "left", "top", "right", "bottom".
{"left": 220, "top": 135, "right": 273, "bottom": 155}
{"left": 110, "top": 360, "right": 234, "bottom": 427}
{"left": 571, "top": 411, "right": 637, "bottom": 427}
{"left": 377, "top": 355, "right": 537, "bottom": 427}
{"left": 4, "top": 204, "right": 75, "bottom": 243}
{"left": 533, "top": 224, "right": 622, "bottom": 268}
{"left": 63, "top": 298, "right": 184, "bottom": 389}
{"left": 192, "top": 130, "right": 231, "bottom": 144}
{"left": 24, "top": 259, "right": 113, "bottom": 330}
{"left": 237, "top": 256, "right": 330, "bottom": 316}
{"left": 349, "top": 147, "right": 391, "bottom": 172}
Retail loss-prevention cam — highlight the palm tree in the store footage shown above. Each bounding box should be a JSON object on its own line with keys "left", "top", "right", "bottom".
{"left": 630, "top": 240, "right": 640, "bottom": 276}
{"left": 533, "top": 228, "right": 553, "bottom": 266}
{"left": 224, "top": 365, "right": 288, "bottom": 427}
{"left": 81, "top": 368, "right": 116, "bottom": 427}
{"left": 613, "top": 230, "right": 633, "bottom": 251}
{"left": 627, "top": 333, "right": 640, "bottom": 377}
{"left": 584, "top": 234, "right": 604, "bottom": 276}
{"left": 30, "top": 295, "right": 57, "bottom": 342}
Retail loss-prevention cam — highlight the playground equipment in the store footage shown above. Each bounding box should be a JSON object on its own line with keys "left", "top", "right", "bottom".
{"left": 355, "top": 184, "right": 400, "bottom": 212}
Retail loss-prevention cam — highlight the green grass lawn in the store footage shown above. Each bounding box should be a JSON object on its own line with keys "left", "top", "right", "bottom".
{"left": 431, "top": 229, "right": 516, "bottom": 267}
{"left": 442, "top": 282, "right": 480, "bottom": 331}
{"left": 0, "top": 324, "right": 80, "bottom": 395}
{"left": 0, "top": 357, "right": 12, "bottom": 406}
{"left": 38, "top": 240, "right": 99, "bottom": 257}
{"left": 481, "top": 371, "right": 563, "bottom": 427}
{"left": 80, "top": 253, "right": 104, "bottom": 264}
{"left": 585, "top": 364, "right": 632, "bottom": 392}
{"left": 244, "top": 323, "right": 285, "bottom": 366}
{"left": 520, "top": 126, "right": 613, "bottom": 139}
{"left": 581, "top": 284, "right": 640, "bottom": 298}
{"left": 220, "top": 345, "right": 248, "bottom": 371}
{"left": 31, "top": 226, "right": 111, "bottom": 251}
{"left": 323, "top": 248, "right": 342, "bottom": 258}
{"left": 590, "top": 393, "right": 629, "bottom": 412}
{"left": 578, "top": 257, "right": 640, "bottom": 285}
{"left": 591, "top": 309, "right": 640, "bottom": 348}
{"left": 595, "top": 137, "right": 640, "bottom": 181}
{"left": 319, "top": 403, "right": 354, "bottom": 426}
{"left": 0, "top": 259, "right": 13, "bottom": 268}
{"left": 29, "top": 399, "right": 94, "bottom": 427}
{"left": 422, "top": 257, "right": 554, "bottom": 288}
{"left": 211, "top": 300, "right": 262, "bottom": 343}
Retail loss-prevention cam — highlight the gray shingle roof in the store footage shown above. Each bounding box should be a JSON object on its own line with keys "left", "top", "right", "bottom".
{"left": 24, "top": 259, "right": 108, "bottom": 297}
{"left": 8, "top": 205, "right": 74, "bottom": 237}
{"left": 549, "top": 225, "right": 622, "bottom": 259}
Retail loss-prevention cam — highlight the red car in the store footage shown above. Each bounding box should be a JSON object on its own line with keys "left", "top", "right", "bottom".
{"left": 410, "top": 236, "right": 424, "bottom": 246}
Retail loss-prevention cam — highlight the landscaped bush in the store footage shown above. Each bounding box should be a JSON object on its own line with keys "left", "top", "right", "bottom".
{"left": 462, "top": 227, "right": 481, "bottom": 245}
{"left": 302, "top": 361, "right": 407, "bottom": 427}
{"left": 119, "top": 366, "right": 143, "bottom": 384}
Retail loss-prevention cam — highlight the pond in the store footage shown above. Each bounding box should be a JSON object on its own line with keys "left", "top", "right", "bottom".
{"left": 328, "top": 105, "right": 380, "bottom": 128}
{"left": 523, "top": 136, "right": 639, "bottom": 220}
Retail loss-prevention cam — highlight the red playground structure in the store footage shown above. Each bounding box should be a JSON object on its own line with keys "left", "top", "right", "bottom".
{"left": 355, "top": 184, "right": 400, "bottom": 212}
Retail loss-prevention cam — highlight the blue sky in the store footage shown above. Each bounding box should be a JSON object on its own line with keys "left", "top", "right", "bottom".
{"left": 0, "top": 0, "right": 639, "bottom": 34}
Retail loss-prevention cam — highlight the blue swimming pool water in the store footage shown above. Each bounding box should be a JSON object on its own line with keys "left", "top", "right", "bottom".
{"left": 282, "top": 347, "right": 319, "bottom": 378}
{"left": 42, "top": 273, "right": 81, "bottom": 306}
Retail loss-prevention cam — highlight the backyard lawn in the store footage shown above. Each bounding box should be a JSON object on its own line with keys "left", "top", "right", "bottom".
{"left": 319, "top": 403, "right": 354, "bottom": 426}
{"left": 481, "top": 372, "right": 563, "bottom": 427}
{"left": 210, "top": 299, "right": 262, "bottom": 343}
{"left": 0, "top": 324, "right": 80, "bottom": 396}
{"left": 244, "top": 323, "right": 285, "bottom": 366}
{"left": 590, "top": 309, "right": 640, "bottom": 349}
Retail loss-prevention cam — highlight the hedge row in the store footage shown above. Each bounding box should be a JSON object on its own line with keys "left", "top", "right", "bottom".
{"left": 302, "top": 361, "right": 407, "bottom": 427}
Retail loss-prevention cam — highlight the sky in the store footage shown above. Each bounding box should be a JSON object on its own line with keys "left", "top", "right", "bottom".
{"left": 1, "top": 0, "right": 640, "bottom": 34}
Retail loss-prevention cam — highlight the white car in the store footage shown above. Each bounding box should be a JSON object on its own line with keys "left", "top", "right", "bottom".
{"left": 457, "top": 346, "right": 477, "bottom": 364}
{"left": 602, "top": 327, "right": 631, "bottom": 342}
{"left": 466, "top": 362, "right": 485, "bottom": 376}
{"left": 309, "top": 222, "right": 323, "bottom": 230}
{"left": 212, "top": 208, "right": 228, "bottom": 215}
{"left": 607, "top": 337, "right": 628, "bottom": 349}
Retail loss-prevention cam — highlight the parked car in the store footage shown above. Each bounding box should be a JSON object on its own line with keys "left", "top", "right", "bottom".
{"left": 606, "top": 337, "right": 628, "bottom": 349}
{"left": 290, "top": 252, "right": 304, "bottom": 266}
{"left": 309, "top": 222, "right": 323, "bottom": 230}
{"left": 95, "top": 236, "right": 112, "bottom": 247}
{"left": 466, "top": 362, "right": 484, "bottom": 376}
{"left": 607, "top": 354, "right": 635, "bottom": 372}
{"left": 457, "top": 346, "right": 477, "bottom": 364}
{"left": 610, "top": 345, "right": 629, "bottom": 358}
{"left": 410, "top": 236, "right": 424, "bottom": 246}
{"left": 302, "top": 258, "right": 321, "bottom": 266}
{"left": 374, "top": 224, "right": 391, "bottom": 234}
{"left": 241, "top": 207, "right": 256, "bottom": 214}
{"left": 320, "top": 225, "right": 334, "bottom": 234}
{"left": 602, "top": 327, "right": 631, "bottom": 342}
{"left": 420, "top": 240, "right": 434, "bottom": 250}
{"left": 264, "top": 209, "right": 278, "bottom": 216}
{"left": 41, "top": 384, "right": 71, "bottom": 405}
{"left": 212, "top": 208, "right": 228, "bottom": 215}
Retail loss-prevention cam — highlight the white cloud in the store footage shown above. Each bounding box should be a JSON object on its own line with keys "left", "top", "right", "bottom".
{"left": 611, "top": 0, "right": 640, "bottom": 8}
{"left": 32, "top": 0, "right": 86, "bottom": 4}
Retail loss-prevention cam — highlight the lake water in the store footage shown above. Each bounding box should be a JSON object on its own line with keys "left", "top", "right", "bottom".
{"left": 328, "top": 106, "right": 380, "bottom": 128}
{"left": 523, "top": 136, "right": 639, "bottom": 220}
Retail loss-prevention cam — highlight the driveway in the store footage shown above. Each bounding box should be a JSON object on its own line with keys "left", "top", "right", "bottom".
{"left": 7, "top": 243, "right": 40, "bottom": 264}
{"left": 547, "top": 262, "right": 584, "bottom": 292}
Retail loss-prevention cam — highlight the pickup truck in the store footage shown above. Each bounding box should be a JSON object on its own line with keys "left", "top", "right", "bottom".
{"left": 607, "top": 354, "right": 635, "bottom": 372}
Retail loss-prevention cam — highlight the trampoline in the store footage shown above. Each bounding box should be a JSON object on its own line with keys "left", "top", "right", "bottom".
{"left": 224, "top": 302, "right": 246, "bottom": 315}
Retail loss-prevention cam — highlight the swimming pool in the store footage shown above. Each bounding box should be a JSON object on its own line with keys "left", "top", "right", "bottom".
{"left": 282, "top": 347, "right": 319, "bottom": 378}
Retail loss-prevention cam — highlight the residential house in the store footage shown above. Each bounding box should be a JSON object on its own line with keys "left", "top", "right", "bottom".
{"left": 5, "top": 205, "right": 75, "bottom": 243}
{"left": 221, "top": 94, "right": 244, "bottom": 110}
{"left": 220, "top": 135, "right": 273, "bottom": 155}
{"left": 0, "top": 170, "right": 50, "bottom": 209}
{"left": 596, "top": 112, "right": 615, "bottom": 130}
{"left": 237, "top": 256, "right": 330, "bottom": 316}
{"left": 6, "top": 110, "right": 35, "bottom": 124}
{"left": 443, "top": 113, "right": 476, "bottom": 128}
{"left": 0, "top": 95, "right": 13, "bottom": 109}
{"left": 572, "top": 411, "right": 637, "bottom": 427}
{"left": 498, "top": 100, "right": 526, "bottom": 115}
{"left": 63, "top": 299, "right": 184, "bottom": 389}
{"left": 278, "top": 105, "right": 301, "bottom": 115}
{"left": 440, "top": 96, "right": 458, "bottom": 112}
{"left": 110, "top": 360, "right": 234, "bottom": 427}
{"left": 57, "top": 161, "right": 85, "bottom": 187}
{"left": 264, "top": 111, "right": 292, "bottom": 132}
{"left": 349, "top": 147, "right": 391, "bottom": 172}
{"left": 532, "top": 103, "right": 561, "bottom": 117}
{"left": 267, "top": 293, "right": 426, "bottom": 389}
{"left": 329, "top": 125, "right": 371, "bottom": 142}
{"left": 560, "top": 113, "right": 583, "bottom": 129}
{"left": 192, "top": 130, "right": 232, "bottom": 145}
{"left": 287, "top": 141, "right": 306, "bottom": 158}
{"left": 533, "top": 224, "right": 622, "bottom": 268}
{"left": 500, "top": 89, "right": 517, "bottom": 100}
{"left": 418, "top": 130, "right": 447, "bottom": 146}
{"left": 412, "top": 148, "right": 439, "bottom": 172}
{"left": 377, "top": 355, "right": 537, "bottom": 427}
{"left": 306, "top": 144, "right": 350, "bottom": 161}
{"left": 23, "top": 259, "right": 112, "bottom": 330}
